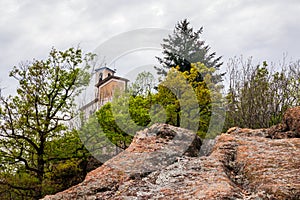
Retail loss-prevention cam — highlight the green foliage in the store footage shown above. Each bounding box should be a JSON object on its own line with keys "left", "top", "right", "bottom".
{"left": 154, "top": 63, "right": 224, "bottom": 138}
{"left": 96, "top": 102, "right": 133, "bottom": 150}
{"left": 0, "top": 47, "right": 95, "bottom": 199}
{"left": 94, "top": 90, "right": 156, "bottom": 150}
{"left": 155, "top": 19, "right": 223, "bottom": 83}
{"left": 78, "top": 113, "right": 113, "bottom": 161}
{"left": 89, "top": 72, "right": 159, "bottom": 152}
{"left": 94, "top": 63, "right": 224, "bottom": 150}
{"left": 152, "top": 19, "right": 225, "bottom": 138}
{"left": 224, "top": 57, "right": 300, "bottom": 130}
{"left": 130, "top": 71, "right": 156, "bottom": 97}
{"left": 44, "top": 157, "right": 84, "bottom": 195}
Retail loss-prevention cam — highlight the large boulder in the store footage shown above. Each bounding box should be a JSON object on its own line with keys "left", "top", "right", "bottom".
{"left": 43, "top": 109, "right": 300, "bottom": 199}
{"left": 42, "top": 123, "right": 202, "bottom": 200}
{"left": 267, "top": 106, "right": 300, "bottom": 138}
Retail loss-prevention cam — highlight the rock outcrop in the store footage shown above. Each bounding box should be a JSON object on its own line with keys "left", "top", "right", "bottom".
{"left": 43, "top": 107, "right": 300, "bottom": 200}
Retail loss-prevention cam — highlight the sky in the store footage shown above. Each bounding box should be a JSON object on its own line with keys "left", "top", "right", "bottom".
{"left": 0, "top": 0, "right": 300, "bottom": 96}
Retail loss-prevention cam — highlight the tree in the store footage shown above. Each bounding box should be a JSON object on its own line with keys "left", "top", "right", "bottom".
{"left": 93, "top": 73, "right": 158, "bottom": 153}
{"left": 154, "top": 63, "right": 223, "bottom": 138}
{"left": 130, "top": 71, "right": 156, "bottom": 97}
{"left": 40, "top": 129, "right": 92, "bottom": 195}
{"left": 95, "top": 91, "right": 152, "bottom": 151}
{"left": 154, "top": 19, "right": 225, "bottom": 138}
{"left": 224, "top": 56, "right": 300, "bottom": 130}
{"left": 96, "top": 102, "right": 134, "bottom": 151}
{"left": 78, "top": 112, "right": 113, "bottom": 163}
{"left": 0, "top": 47, "right": 95, "bottom": 199}
{"left": 155, "top": 19, "right": 223, "bottom": 83}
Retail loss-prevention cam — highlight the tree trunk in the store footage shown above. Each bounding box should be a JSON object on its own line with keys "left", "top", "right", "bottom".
{"left": 36, "top": 140, "right": 45, "bottom": 199}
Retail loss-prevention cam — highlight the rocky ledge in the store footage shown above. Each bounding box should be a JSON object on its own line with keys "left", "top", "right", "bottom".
{"left": 43, "top": 107, "right": 300, "bottom": 200}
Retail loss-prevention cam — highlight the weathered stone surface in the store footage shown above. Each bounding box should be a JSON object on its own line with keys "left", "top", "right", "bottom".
{"left": 267, "top": 106, "right": 300, "bottom": 139}
{"left": 198, "top": 138, "right": 216, "bottom": 156}
{"left": 283, "top": 106, "right": 300, "bottom": 134}
{"left": 213, "top": 134, "right": 300, "bottom": 199}
{"left": 42, "top": 123, "right": 202, "bottom": 200}
{"left": 43, "top": 108, "right": 300, "bottom": 200}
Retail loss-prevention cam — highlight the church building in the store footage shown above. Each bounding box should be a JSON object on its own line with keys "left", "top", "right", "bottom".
{"left": 80, "top": 66, "right": 129, "bottom": 119}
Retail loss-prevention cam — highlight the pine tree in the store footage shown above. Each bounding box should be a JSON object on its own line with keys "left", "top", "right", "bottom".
{"left": 155, "top": 19, "right": 224, "bottom": 83}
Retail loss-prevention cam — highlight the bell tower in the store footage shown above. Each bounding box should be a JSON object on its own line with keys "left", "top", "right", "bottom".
{"left": 95, "top": 65, "right": 116, "bottom": 84}
{"left": 79, "top": 64, "right": 129, "bottom": 120}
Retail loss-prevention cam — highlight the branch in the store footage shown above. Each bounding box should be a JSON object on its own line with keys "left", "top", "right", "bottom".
{"left": 0, "top": 179, "right": 35, "bottom": 191}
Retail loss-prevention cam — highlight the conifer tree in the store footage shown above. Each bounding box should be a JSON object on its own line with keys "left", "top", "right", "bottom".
{"left": 156, "top": 19, "right": 224, "bottom": 83}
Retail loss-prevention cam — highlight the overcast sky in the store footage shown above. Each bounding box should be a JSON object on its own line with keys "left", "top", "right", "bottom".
{"left": 1, "top": 0, "right": 299, "bottom": 95}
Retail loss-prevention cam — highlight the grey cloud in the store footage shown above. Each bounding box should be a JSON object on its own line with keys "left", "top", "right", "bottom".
{"left": 0, "top": 0, "right": 299, "bottom": 95}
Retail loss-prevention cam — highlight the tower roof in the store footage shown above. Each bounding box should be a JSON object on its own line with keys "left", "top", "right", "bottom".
{"left": 95, "top": 75, "right": 129, "bottom": 87}
{"left": 95, "top": 66, "right": 116, "bottom": 73}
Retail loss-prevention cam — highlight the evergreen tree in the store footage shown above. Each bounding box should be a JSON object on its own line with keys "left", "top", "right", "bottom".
{"left": 155, "top": 19, "right": 224, "bottom": 83}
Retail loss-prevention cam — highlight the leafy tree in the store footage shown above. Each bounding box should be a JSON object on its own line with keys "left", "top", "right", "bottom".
{"left": 96, "top": 102, "right": 134, "bottom": 150}
{"left": 155, "top": 19, "right": 223, "bottom": 83}
{"left": 95, "top": 91, "right": 154, "bottom": 150}
{"left": 94, "top": 73, "right": 159, "bottom": 152}
{"left": 78, "top": 112, "right": 114, "bottom": 162}
{"left": 41, "top": 130, "right": 91, "bottom": 195}
{"left": 130, "top": 71, "right": 156, "bottom": 97}
{"left": 224, "top": 57, "right": 300, "bottom": 130}
{"left": 0, "top": 47, "right": 95, "bottom": 199}
{"left": 154, "top": 63, "right": 223, "bottom": 138}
